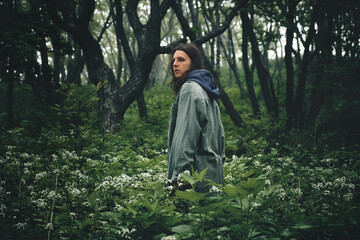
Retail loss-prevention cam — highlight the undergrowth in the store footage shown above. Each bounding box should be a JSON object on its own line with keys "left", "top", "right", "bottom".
{"left": 0, "top": 85, "right": 359, "bottom": 239}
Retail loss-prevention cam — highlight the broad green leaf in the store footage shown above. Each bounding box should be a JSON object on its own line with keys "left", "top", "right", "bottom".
{"left": 224, "top": 184, "right": 238, "bottom": 197}
{"left": 176, "top": 191, "right": 207, "bottom": 203}
{"left": 126, "top": 205, "right": 138, "bottom": 216}
{"left": 88, "top": 191, "right": 99, "bottom": 208}
{"left": 197, "top": 167, "right": 208, "bottom": 182}
{"left": 292, "top": 223, "right": 314, "bottom": 230}
{"left": 241, "top": 178, "right": 258, "bottom": 189}
{"left": 79, "top": 218, "right": 93, "bottom": 230}
{"left": 171, "top": 224, "right": 194, "bottom": 236}
{"left": 191, "top": 201, "right": 225, "bottom": 213}
{"left": 181, "top": 173, "right": 196, "bottom": 186}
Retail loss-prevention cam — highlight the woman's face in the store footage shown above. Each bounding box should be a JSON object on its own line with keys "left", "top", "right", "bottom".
{"left": 172, "top": 50, "right": 192, "bottom": 79}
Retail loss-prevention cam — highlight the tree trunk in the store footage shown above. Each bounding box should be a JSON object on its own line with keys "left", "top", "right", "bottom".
{"left": 306, "top": 0, "right": 335, "bottom": 128}
{"left": 241, "top": 23, "right": 260, "bottom": 116}
{"left": 240, "top": 7, "right": 278, "bottom": 118}
{"left": 284, "top": 0, "right": 297, "bottom": 129}
{"left": 137, "top": 92, "right": 148, "bottom": 119}
{"left": 65, "top": 34, "right": 84, "bottom": 85}
{"left": 215, "top": 0, "right": 221, "bottom": 72}
{"left": 306, "top": 56, "right": 324, "bottom": 129}
{"left": 201, "top": 47, "right": 243, "bottom": 125}
{"left": 7, "top": 58, "right": 15, "bottom": 129}
{"left": 224, "top": 28, "right": 247, "bottom": 98}
{"left": 40, "top": 35, "right": 52, "bottom": 104}
{"left": 293, "top": 1, "right": 319, "bottom": 128}
{"left": 51, "top": 35, "right": 61, "bottom": 90}
{"left": 111, "top": 0, "right": 123, "bottom": 85}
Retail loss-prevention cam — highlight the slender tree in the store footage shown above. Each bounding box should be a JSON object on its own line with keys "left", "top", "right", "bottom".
{"left": 293, "top": 0, "right": 319, "bottom": 128}
{"left": 219, "top": 28, "right": 246, "bottom": 98}
{"left": 279, "top": 0, "right": 299, "bottom": 129}
{"left": 240, "top": 2, "right": 279, "bottom": 118}
{"left": 241, "top": 14, "right": 260, "bottom": 117}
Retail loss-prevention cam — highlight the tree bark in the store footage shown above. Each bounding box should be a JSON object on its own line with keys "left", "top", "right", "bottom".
{"left": 293, "top": 1, "right": 319, "bottom": 128}
{"left": 283, "top": 0, "right": 297, "bottom": 129}
{"left": 306, "top": 56, "right": 324, "bottom": 129}
{"left": 220, "top": 28, "right": 247, "bottom": 98}
{"left": 306, "top": 0, "right": 335, "bottom": 128}
{"left": 240, "top": 6, "right": 278, "bottom": 118}
{"left": 110, "top": 0, "right": 123, "bottom": 85}
{"left": 241, "top": 22, "right": 260, "bottom": 116}
{"left": 7, "top": 57, "right": 15, "bottom": 129}
{"left": 40, "top": 35, "right": 52, "bottom": 104}
{"left": 137, "top": 92, "right": 148, "bottom": 119}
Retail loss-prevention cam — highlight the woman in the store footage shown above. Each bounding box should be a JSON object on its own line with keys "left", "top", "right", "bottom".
{"left": 167, "top": 43, "right": 225, "bottom": 193}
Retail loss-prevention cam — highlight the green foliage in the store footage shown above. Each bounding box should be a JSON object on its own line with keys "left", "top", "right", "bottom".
{"left": 0, "top": 85, "right": 359, "bottom": 239}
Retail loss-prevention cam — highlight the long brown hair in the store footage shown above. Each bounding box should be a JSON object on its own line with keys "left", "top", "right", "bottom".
{"left": 170, "top": 43, "right": 203, "bottom": 94}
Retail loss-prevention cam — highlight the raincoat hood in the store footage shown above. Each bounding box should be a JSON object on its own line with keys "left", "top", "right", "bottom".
{"left": 186, "top": 69, "right": 220, "bottom": 100}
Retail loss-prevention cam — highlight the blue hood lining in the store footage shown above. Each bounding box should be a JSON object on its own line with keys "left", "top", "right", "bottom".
{"left": 186, "top": 69, "right": 220, "bottom": 100}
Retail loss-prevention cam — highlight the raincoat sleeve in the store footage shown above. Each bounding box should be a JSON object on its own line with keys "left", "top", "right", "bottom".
{"left": 168, "top": 89, "right": 207, "bottom": 182}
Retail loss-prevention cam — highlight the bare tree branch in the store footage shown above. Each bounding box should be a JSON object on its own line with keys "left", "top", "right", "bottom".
{"left": 78, "top": 0, "right": 95, "bottom": 29}
{"left": 114, "top": 0, "right": 136, "bottom": 71}
{"left": 193, "top": 0, "right": 246, "bottom": 45}
{"left": 126, "top": 0, "right": 144, "bottom": 41}
{"left": 45, "top": 0, "right": 76, "bottom": 34}
{"left": 159, "top": 37, "right": 187, "bottom": 54}
{"left": 159, "top": 0, "right": 172, "bottom": 20}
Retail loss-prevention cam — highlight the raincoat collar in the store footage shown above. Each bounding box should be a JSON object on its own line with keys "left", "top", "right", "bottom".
{"left": 186, "top": 69, "right": 220, "bottom": 100}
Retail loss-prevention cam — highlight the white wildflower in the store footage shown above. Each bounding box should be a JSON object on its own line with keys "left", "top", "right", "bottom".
{"left": 48, "top": 190, "right": 56, "bottom": 199}
{"left": 291, "top": 188, "right": 302, "bottom": 196}
{"left": 275, "top": 188, "right": 287, "bottom": 200}
{"left": 250, "top": 202, "right": 261, "bottom": 211}
{"left": 70, "top": 188, "right": 81, "bottom": 196}
{"left": 312, "top": 182, "right": 324, "bottom": 191}
{"left": 45, "top": 223, "right": 53, "bottom": 230}
{"left": 115, "top": 202, "right": 124, "bottom": 211}
{"left": 161, "top": 235, "right": 177, "bottom": 240}
{"left": 14, "top": 222, "right": 27, "bottom": 231}
{"left": 210, "top": 185, "right": 221, "bottom": 193}
{"left": 0, "top": 204, "right": 7, "bottom": 217}
{"left": 225, "top": 174, "right": 234, "bottom": 181}
{"left": 348, "top": 183, "right": 355, "bottom": 191}
{"left": 140, "top": 172, "right": 152, "bottom": 179}
{"left": 265, "top": 165, "right": 272, "bottom": 172}
{"left": 35, "top": 172, "right": 47, "bottom": 180}
{"left": 265, "top": 179, "right": 271, "bottom": 186}
{"left": 35, "top": 199, "right": 47, "bottom": 208}
{"left": 343, "top": 193, "right": 353, "bottom": 202}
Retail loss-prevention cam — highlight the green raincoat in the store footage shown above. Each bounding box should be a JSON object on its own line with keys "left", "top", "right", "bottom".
{"left": 168, "top": 70, "right": 225, "bottom": 192}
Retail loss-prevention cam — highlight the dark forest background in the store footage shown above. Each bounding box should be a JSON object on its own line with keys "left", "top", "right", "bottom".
{"left": 0, "top": 0, "right": 359, "bottom": 239}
